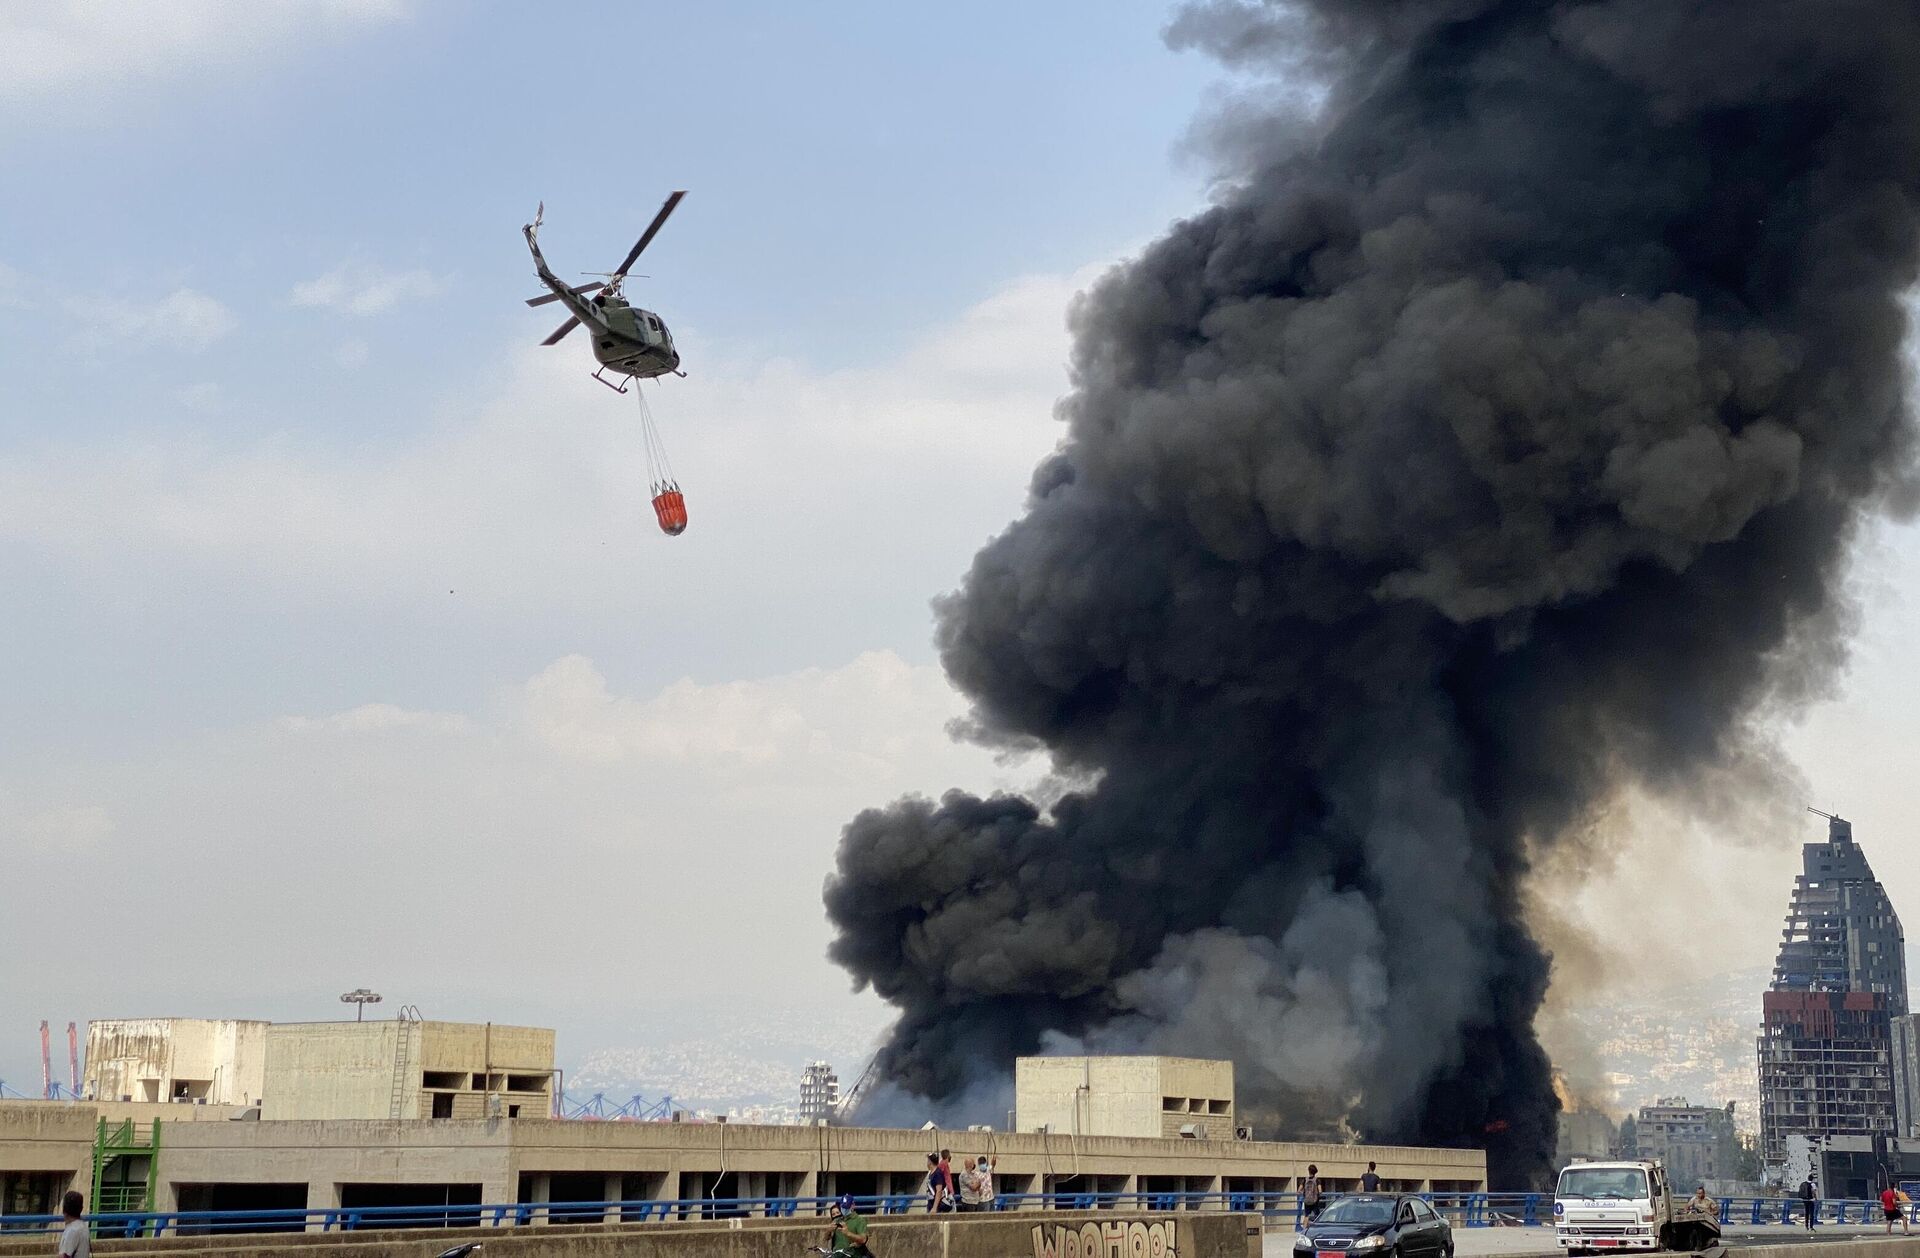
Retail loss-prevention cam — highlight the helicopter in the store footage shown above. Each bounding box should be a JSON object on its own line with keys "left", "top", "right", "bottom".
{"left": 522, "top": 191, "right": 686, "bottom": 392}
{"left": 523, "top": 193, "right": 692, "bottom": 536}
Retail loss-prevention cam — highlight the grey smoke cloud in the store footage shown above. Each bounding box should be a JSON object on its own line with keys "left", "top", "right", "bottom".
{"left": 826, "top": 0, "right": 1920, "bottom": 1185}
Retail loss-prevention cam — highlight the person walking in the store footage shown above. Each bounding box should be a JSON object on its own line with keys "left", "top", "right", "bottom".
{"left": 57, "top": 1191, "right": 88, "bottom": 1258}
{"left": 937, "top": 1150, "right": 957, "bottom": 1214}
{"left": 1799, "top": 1176, "right": 1817, "bottom": 1232}
{"left": 1302, "top": 1166, "right": 1324, "bottom": 1222}
{"left": 1361, "top": 1163, "right": 1381, "bottom": 1193}
{"left": 1883, "top": 1185, "right": 1910, "bottom": 1235}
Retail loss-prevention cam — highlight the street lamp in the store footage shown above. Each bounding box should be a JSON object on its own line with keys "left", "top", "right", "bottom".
{"left": 340, "top": 989, "right": 382, "bottom": 1022}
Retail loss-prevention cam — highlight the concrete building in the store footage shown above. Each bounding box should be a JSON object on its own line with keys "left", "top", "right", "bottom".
{"left": 0, "top": 1099, "right": 1486, "bottom": 1225}
{"left": 1628, "top": 1099, "right": 1737, "bottom": 1190}
{"left": 799, "top": 1063, "right": 838, "bottom": 1125}
{"left": 1892, "top": 1014, "right": 1920, "bottom": 1138}
{"left": 1016, "top": 1057, "right": 1235, "bottom": 1141}
{"left": 1554, "top": 1109, "right": 1616, "bottom": 1167}
{"left": 264, "top": 1020, "right": 555, "bottom": 1121}
{"left": 1758, "top": 812, "right": 1909, "bottom": 1162}
{"left": 83, "top": 1019, "right": 268, "bottom": 1106}
{"left": 1806, "top": 1134, "right": 1920, "bottom": 1200}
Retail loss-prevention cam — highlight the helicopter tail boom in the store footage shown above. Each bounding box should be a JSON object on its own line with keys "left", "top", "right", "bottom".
{"left": 523, "top": 208, "right": 602, "bottom": 345}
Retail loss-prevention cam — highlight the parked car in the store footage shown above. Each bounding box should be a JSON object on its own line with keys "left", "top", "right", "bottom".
{"left": 1293, "top": 1195, "right": 1455, "bottom": 1258}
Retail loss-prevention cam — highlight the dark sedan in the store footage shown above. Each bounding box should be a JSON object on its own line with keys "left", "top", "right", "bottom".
{"left": 1293, "top": 1195, "right": 1455, "bottom": 1258}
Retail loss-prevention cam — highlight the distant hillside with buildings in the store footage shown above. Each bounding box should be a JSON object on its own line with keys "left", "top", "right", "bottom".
{"left": 563, "top": 1005, "right": 886, "bottom": 1122}
{"left": 1560, "top": 970, "right": 1767, "bottom": 1136}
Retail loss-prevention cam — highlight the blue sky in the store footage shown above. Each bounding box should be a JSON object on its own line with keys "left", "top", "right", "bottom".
{"left": 0, "top": 0, "right": 1225, "bottom": 1087}
{"left": 0, "top": 1, "right": 1220, "bottom": 750}
{"left": 6, "top": 0, "right": 1920, "bottom": 1101}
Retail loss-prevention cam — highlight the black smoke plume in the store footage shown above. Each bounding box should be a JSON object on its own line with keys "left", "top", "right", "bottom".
{"left": 826, "top": 0, "right": 1920, "bottom": 1186}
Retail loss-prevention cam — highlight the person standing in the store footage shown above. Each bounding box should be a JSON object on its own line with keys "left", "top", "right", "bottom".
{"left": 1361, "top": 1163, "right": 1381, "bottom": 1193}
{"left": 1799, "top": 1176, "right": 1817, "bottom": 1232}
{"left": 924, "top": 1154, "right": 948, "bottom": 1213}
{"left": 974, "top": 1156, "right": 997, "bottom": 1211}
{"left": 57, "top": 1192, "right": 88, "bottom": 1258}
{"left": 959, "top": 1156, "right": 997, "bottom": 1213}
{"left": 1302, "top": 1166, "right": 1323, "bottom": 1222}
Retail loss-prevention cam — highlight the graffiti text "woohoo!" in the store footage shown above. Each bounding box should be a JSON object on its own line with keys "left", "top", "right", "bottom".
{"left": 1031, "top": 1219, "right": 1178, "bottom": 1258}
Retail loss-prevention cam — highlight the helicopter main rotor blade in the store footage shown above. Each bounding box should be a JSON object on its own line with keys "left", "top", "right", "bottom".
{"left": 611, "top": 190, "right": 686, "bottom": 280}
{"left": 540, "top": 315, "right": 582, "bottom": 346}
{"left": 526, "top": 282, "right": 605, "bottom": 308}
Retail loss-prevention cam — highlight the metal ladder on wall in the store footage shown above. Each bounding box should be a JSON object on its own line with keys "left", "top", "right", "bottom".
{"left": 387, "top": 1006, "right": 422, "bottom": 1119}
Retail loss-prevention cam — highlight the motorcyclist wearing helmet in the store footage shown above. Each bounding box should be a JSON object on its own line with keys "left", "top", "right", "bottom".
{"left": 827, "top": 1194, "right": 871, "bottom": 1256}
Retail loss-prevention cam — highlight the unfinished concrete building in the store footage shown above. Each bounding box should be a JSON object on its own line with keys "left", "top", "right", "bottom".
{"left": 83, "top": 1019, "right": 268, "bottom": 1106}
{"left": 1758, "top": 812, "right": 1908, "bottom": 1162}
{"left": 1016, "top": 1057, "right": 1236, "bottom": 1141}
{"left": 1628, "top": 1098, "right": 1738, "bottom": 1190}
{"left": 263, "top": 1020, "right": 555, "bottom": 1121}
{"left": 799, "top": 1063, "right": 838, "bottom": 1124}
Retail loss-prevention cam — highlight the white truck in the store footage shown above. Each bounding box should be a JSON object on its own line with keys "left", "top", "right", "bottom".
{"left": 1553, "top": 1160, "right": 1721, "bottom": 1254}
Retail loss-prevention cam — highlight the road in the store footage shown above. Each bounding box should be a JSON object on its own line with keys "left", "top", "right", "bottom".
{"left": 1263, "top": 1224, "right": 1920, "bottom": 1258}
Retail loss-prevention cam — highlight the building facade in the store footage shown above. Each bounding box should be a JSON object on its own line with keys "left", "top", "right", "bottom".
{"left": 264, "top": 1020, "right": 554, "bottom": 1121}
{"left": 1628, "top": 1099, "right": 1737, "bottom": 1189}
{"left": 0, "top": 1099, "right": 1487, "bottom": 1225}
{"left": 1892, "top": 1015, "right": 1920, "bottom": 1138}
{"left": 1758, "top": 813, "right": 1909, "bottom": 1162}
{"left": 1554, "top": 1109, "right": 1616, "bottom": 1167}
{"left": 1016, "top": 1057, "right": 1235, "bottom": 1141}
{"left": 83, "top": 1019, "right": 268, "bottom": 1106}
{"left": 799, "top": 1062, "right": 839, "bottom": 1124}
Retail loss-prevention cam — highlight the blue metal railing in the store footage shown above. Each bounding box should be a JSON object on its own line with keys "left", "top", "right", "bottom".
{"left": 0, "top": 1191, "right": 1910, "bottom": 1240}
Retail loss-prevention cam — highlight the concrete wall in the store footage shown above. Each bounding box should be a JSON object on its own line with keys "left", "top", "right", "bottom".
{"left": 1155, "top": 1059, "right": 1236, "bottom": 1141}
{"left": 1016, "top": 1058, "right": 1235, "bottom": 1141}
{"left": 0, "top": 1106, "right": 1484, "bottom": 1224}
{"left": 91, "top": 1103, "right": 254, "bottom": 1126}
{"left": 142, "top": 1117, "right": 1483, "bottom": 1215}
{"left": 0, "top": 1211, "right": 1259, "bottom": 1258}
{"left": 265, "top": 1023, "right": 554, "bottom": 1122}
{"left": 266, "top": 1024, "right": 413, "bottom": 1121}
{"left": 84, "top": 1021, "right": 268, "bottom": 1106}
{"left": 155, "top": 1117, "right": 516, "bottom": 1216}
{"left": 0, "top": 1101, "right": 95, "bottom": 1219}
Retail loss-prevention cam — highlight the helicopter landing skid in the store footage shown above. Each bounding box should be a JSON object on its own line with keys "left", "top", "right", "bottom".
{"left": 592, "top": 367, "right": 632, "bottom": 394}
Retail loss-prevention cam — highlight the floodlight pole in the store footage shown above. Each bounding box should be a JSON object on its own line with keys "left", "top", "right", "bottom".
{"left": 340, "top": 989, "right": 383, "bottom": 1022}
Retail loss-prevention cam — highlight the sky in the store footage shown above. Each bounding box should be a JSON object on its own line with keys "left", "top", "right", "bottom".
{"left": 3, "top": 0, "right": 1920, "bottom": 1101}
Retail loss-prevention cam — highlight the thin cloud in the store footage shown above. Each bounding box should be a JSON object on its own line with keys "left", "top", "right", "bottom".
{"left": 16, "top": 804, "right": 115, "bottom": 854}
{"left": 2, "top": 266, "right": 1080, "bottom": 603}
{"left": 292, "top": 264, "right": 444, "bottom": 316}
{"left": 0, "top": 261, "right": 29, "bottom": 310}
{"left": 83, "top": 287, "right": 235, "bottom": 352}
{"left": 278, "top": 702, "right": 472, "bottom": 735}
{"left": 0, "top": 1, "right": 404, "bottom": 109}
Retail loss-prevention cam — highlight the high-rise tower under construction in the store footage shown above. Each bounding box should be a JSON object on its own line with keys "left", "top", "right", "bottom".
{"left": 1757, "top": 812, "right": 1908, "bottom": 1162}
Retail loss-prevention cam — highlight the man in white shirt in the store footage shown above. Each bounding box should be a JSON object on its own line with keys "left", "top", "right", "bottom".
{"left": 57, "top": 1191, "right": 88, "bottom": 1258}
